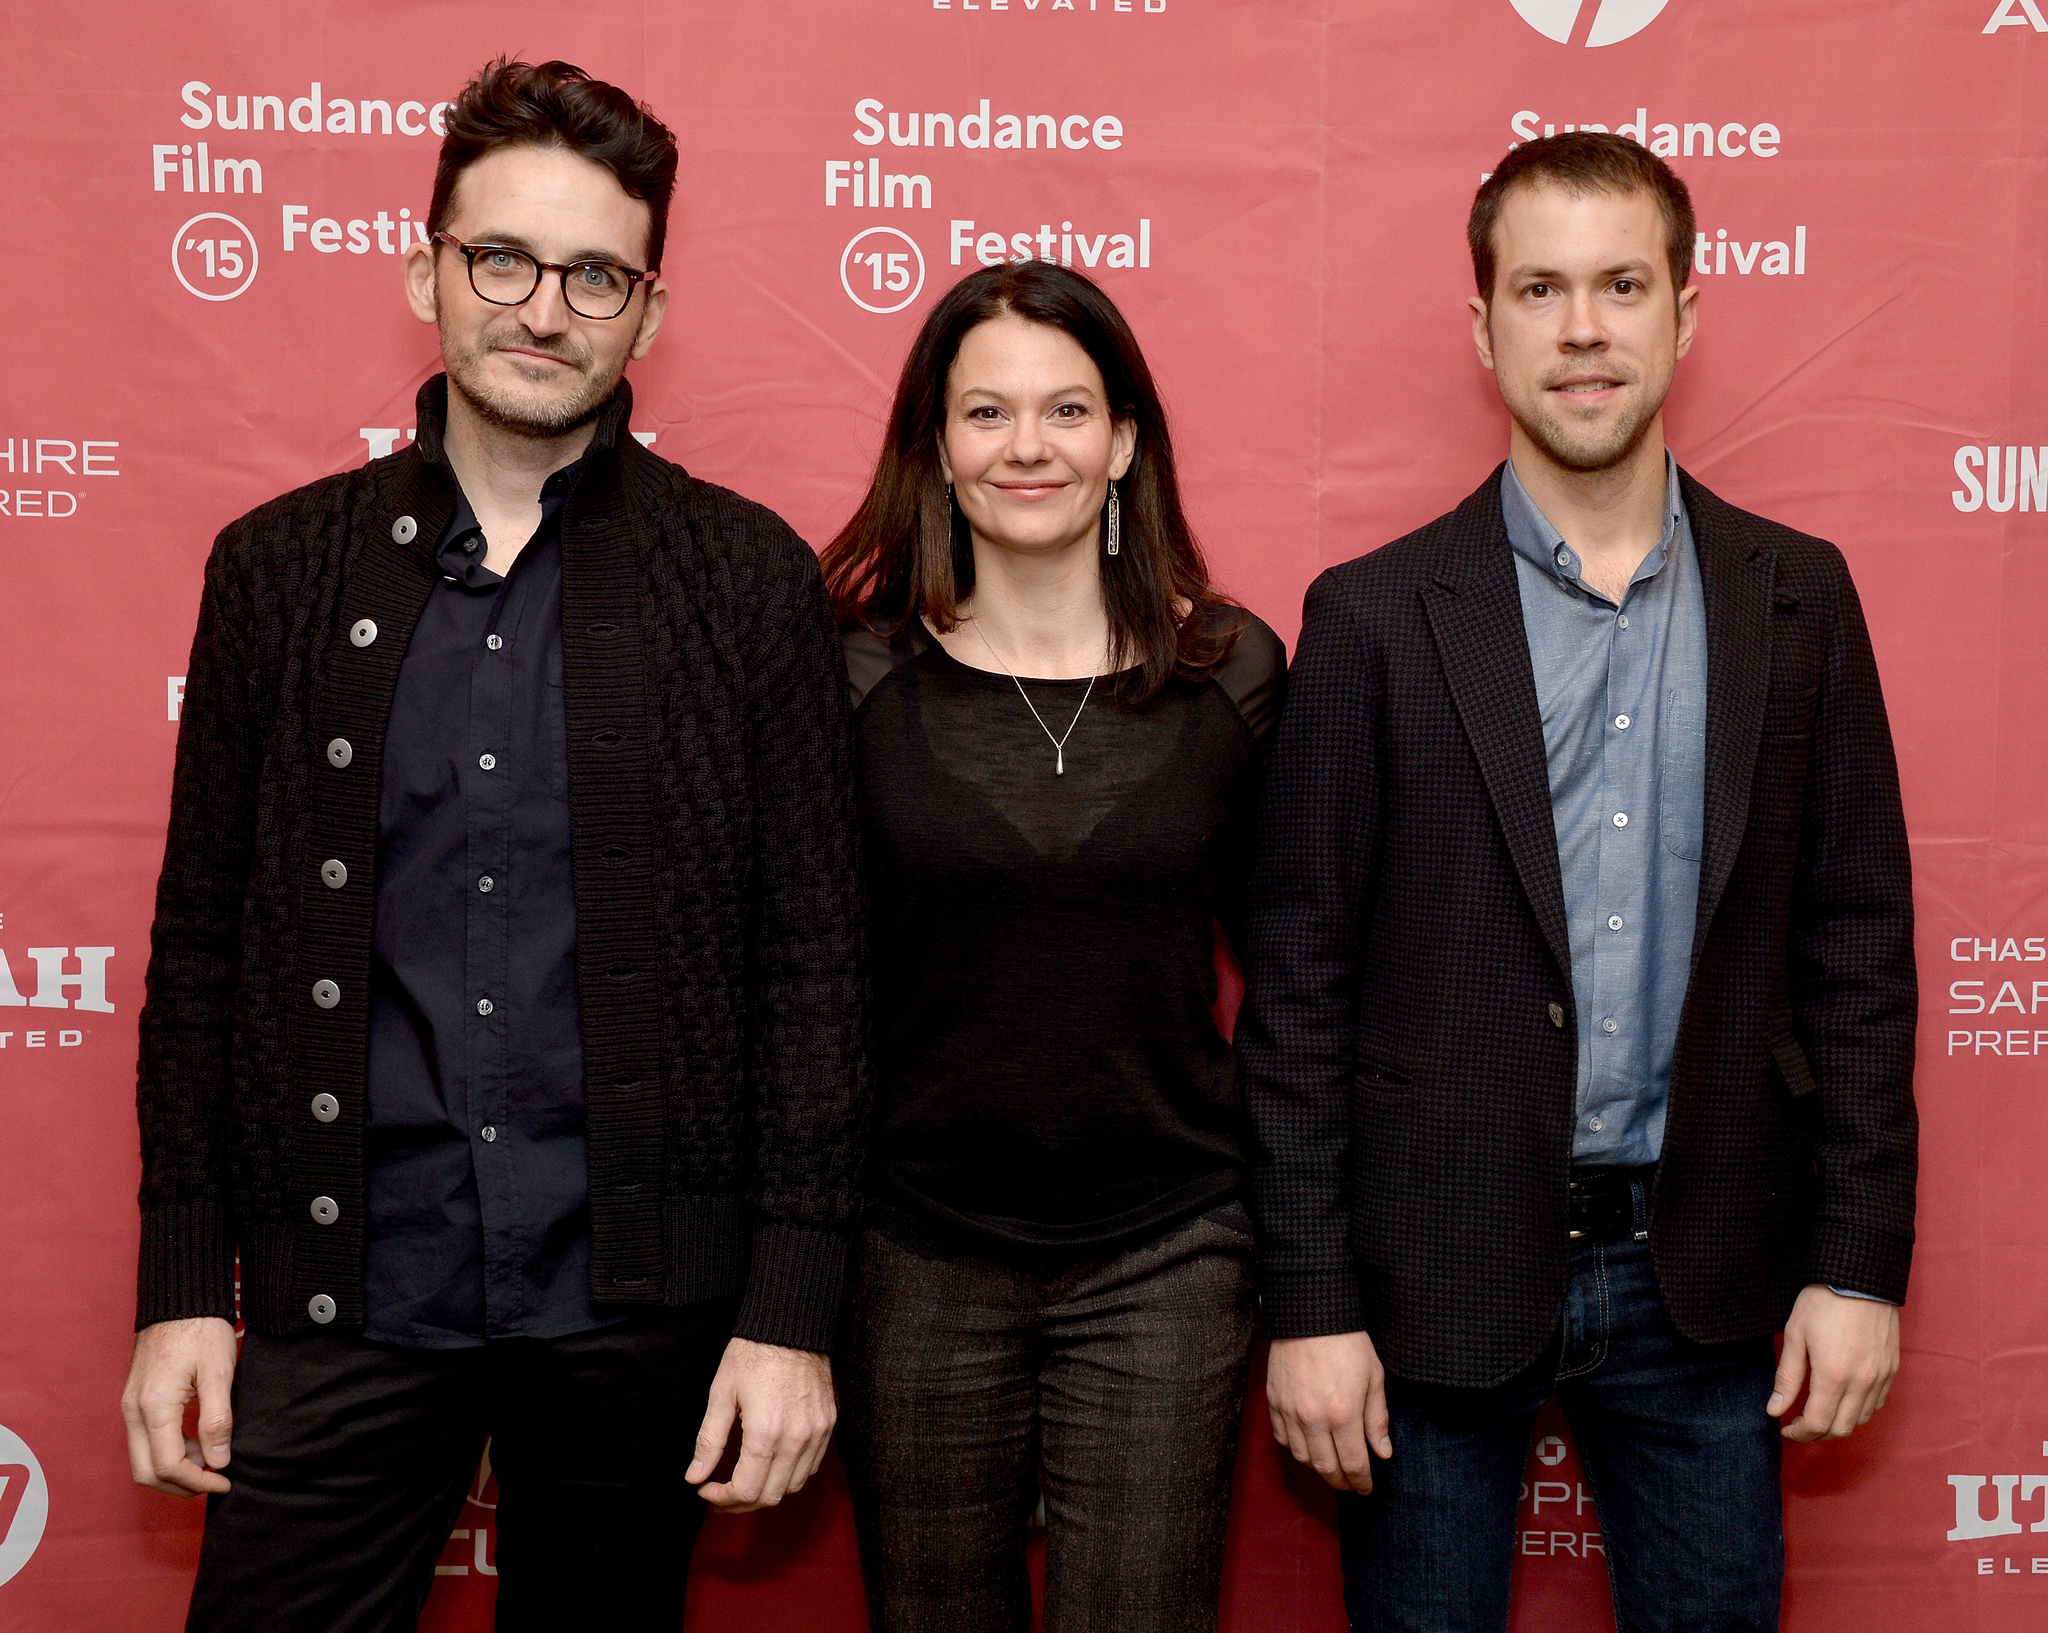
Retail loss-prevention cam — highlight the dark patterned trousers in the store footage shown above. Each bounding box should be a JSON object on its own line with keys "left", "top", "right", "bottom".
{"left": 837, "top": 1211, "right": 1258, "bottom": 1633}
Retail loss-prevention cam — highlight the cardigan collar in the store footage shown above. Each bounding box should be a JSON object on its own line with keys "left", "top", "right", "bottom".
{"left": 382, "top": 373, "right": 637, "bottom": 571}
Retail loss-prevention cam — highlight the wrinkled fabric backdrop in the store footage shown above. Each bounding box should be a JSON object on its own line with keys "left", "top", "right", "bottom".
{"left": 2, "top": 2, "right": 2044, "bottom": 1628}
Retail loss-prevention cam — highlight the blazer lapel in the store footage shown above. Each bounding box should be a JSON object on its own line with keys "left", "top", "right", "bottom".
{"left": 1684, "top": 472, "right": 1775, "bottom": 967}
{"left": 1421, "top": 472, "right": 1573, "bottom": 984}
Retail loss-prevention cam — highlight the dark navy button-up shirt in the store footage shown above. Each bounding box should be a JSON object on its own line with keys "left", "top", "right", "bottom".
{"left": 1501, "top": 454, "right": 1706, "bottom": 1169}
{"left": 362, "top": 461, "right": 615, "bottom": 1348}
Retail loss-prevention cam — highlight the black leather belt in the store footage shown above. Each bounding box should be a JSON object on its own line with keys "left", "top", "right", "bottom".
{"left": 1567, "top": 1166, "right": 1653, "bottom": 1240}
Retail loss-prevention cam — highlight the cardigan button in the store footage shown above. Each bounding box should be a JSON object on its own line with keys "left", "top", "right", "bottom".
{"left": 310, "top": 1093, "right": 339, "bottom": 1123}
{"left": 307, "top": 1294, "right": 336, "bottom": 1324}
{"left": 311, "top": 979, "right": 340, "bottom": 1009}
{"left": 320, "top": 859, "right": 348, "bottom": 889}
{"left": 326, "top": 738, "right": 353, "bottom": 769}
{"left": 391, "top": 515, "right": 418, "bottom": 545}
{"left": 1548, "top": 1002, "right": 1566, "bottom": 1028}
{"left": 309, "top": 1195, "right": 339, "bottom": 1226}
{"left": 350, "top": 619, "right": 378, "bottom": 648}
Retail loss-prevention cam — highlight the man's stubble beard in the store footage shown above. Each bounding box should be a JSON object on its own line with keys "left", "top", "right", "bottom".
{"left": 442, "top": 319, "right": 629, "bottom": 439}
{"left": 1507, "top": 375, "right": 1664, "bottom": 476}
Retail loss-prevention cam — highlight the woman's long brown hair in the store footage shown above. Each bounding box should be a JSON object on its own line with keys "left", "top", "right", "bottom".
{"left": 820, "top": 262, "right": 1243, "bottom": 701}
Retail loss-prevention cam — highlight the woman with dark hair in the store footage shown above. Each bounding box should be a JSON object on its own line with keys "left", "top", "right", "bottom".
{"left": 823, "top": 261, "right": 1285, "bottom": 1632}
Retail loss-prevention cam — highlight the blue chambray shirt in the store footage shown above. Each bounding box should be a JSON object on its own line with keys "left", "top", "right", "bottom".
{"left": 1502, "top": 454, "right": 1705, "bottom": 1169}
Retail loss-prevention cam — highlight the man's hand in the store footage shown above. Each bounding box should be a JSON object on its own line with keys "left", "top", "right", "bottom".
{"left": 685, "top": 1336, "right": 836, "bottom": 1512}
{"left": 1266, "top": 1330, "right": 1393, "bottom": 1494}
{"left": 1767, "top": 1284, "right": 1900, "bottom": 1442}
{"left": 121, "top": 1317, "right": 239, "bottom": 1496}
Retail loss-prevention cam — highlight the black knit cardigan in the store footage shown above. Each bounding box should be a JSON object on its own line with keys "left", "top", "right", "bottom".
{"left": 135, "top": 377, "right": 870, "bottom": 1353}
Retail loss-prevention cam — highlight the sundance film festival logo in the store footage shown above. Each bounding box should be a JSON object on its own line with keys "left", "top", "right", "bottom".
{"left": 1953, "top": 444, "right": 2047, "bottom": 513}
{"left": 172, "top": 212, "right": 258, "bottom": 301}
{"left": 153, "top": 79, "right": 446, "bottom": 300}
{"left": 842, "top": 227, "right": 927, "bottom": 314}
{"left": 1510, "top": 0, "right": 1669, "bottom": 47}
{"left": 827, "top": 95, "right": 1150, "bottom": 312}
{"left": 0, "top": 1427, "right": 49, "bottom": 1589}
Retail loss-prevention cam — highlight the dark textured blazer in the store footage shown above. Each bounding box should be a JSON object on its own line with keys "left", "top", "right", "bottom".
{"left": 1238, "top": 465, "right": 1917, "bottom": 1388}
{"left": 135, "top": 377, "right": 869, "bottom": 1353}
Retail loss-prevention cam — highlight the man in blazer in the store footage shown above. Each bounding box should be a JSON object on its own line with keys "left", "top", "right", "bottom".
{"left": 1240, "top": 131, "right": 1916, "bottom": 1630}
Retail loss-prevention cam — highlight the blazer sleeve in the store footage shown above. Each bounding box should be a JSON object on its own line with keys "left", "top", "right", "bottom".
{"left": 134, "top": 543, "right": 263, "bottom": 1329}
{"left": 1237, "top": 571, "right": 1380, "bottom": 1338}
{"left": 732, "top": 525, "right": 873, "bottom": 1352}
{"left": 1789, "top": 552, "right": 1918, "bottom": 1303}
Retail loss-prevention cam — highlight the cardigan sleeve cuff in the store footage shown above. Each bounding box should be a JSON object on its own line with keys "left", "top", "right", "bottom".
{"left": 135, "top": 1198, "right": 238, "bottom": 1330}
{"left": 1804, "top": 1218, "right": 1913, "bottom": 1309}
{"left": 732, "top": 1221, "right": 851, "bottom": 1354}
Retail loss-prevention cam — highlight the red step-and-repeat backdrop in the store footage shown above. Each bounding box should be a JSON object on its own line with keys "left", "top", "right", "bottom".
{"left": 2, "top": 1, "right": 2044, "bottom": 1628}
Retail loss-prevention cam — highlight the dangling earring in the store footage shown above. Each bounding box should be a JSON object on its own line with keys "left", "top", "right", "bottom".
{"left": 1105, "top": 479, "right": 1121, "bottom": 557}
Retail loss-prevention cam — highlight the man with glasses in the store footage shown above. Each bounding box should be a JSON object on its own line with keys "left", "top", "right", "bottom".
{"left": 121, "top": 57, "right": 869, "bottom": 1629}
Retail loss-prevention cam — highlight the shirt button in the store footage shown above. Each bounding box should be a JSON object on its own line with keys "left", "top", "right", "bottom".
{"left": 481, "top": 1126, "right": 497, "bottom": 1143}
{"left": 1617, "top": 614, "right": 1630, "bottom": 630}
{"left": 1613, "top": 812, "right": 1629, "bottom": 828}
{"left": 1608, "top": 915, "right": 1624, "bottom": 931}
{"left": 477, "top": 997, "right": 494, "bottom": 1016}
{"left": 1588, "top": 1117, "right": 1604, "bottom": 1133}
{"left": 487, "top": 634, "right": 503, "bottom": 651}
{"left": 1548, "top": 1002, "right": 1566, "bottom": 1028}
{"left": 479, "top": 875, "right": 495, "bottom": 893}
{"left": 463, "top": 537, "right": 481, "bottom": 554}
{"left": 1603, "top": 1017, "right": 1619, "bottom": 1034}
{"left": 1615, "top": 714, "right": 1631, "bottom": 730}
{"left": 307, "top": 1294, "right": 337, "bottom": 1324}
{"left": 479, "top": 753, "right": 497, "bottom": 771}
{"left": 311, "top": 1093, "right": 340, "bottom": 1123}
{"left": 309, "top": 1195, "right": 339, "bottom": 1226}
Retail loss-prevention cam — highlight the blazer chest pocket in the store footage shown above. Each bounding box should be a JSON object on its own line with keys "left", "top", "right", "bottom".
{"left": 1763, "top": 684, "right": 1819, "bottom": 740}
{"left": 1353, "top": 1054, "right": 1412, "bottom": 1095}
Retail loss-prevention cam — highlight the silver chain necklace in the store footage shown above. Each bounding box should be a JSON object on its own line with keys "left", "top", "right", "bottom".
{"left": 969, "top": 620, "right": 1098, "bottom": 776}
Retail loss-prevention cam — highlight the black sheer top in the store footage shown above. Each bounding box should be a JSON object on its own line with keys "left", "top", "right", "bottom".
{"left": 844, "top": 613, "right": 1287, "bottom": 1252}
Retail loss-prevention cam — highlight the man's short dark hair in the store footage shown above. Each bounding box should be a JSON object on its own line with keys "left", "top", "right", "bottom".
{"left": 1468, "top": 130, "right": 1696, "bottom": 306}
{"left": 428, "top": 57, "right": 679, "bottom": 270}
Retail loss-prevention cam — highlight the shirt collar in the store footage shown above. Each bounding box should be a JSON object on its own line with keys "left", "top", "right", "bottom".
{"left": 1500, "top": 451, "right": 1685, "bottom": 595}
{"left": 435, "top": 459, "right": 582, "bottom": 590}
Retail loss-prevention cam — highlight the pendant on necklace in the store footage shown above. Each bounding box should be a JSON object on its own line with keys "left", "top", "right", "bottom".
{"left": 1056, "top": 746, "right": 1065, "bottom": 776}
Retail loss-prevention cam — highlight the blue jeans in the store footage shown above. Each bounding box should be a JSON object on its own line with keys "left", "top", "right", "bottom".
{"left": 1337, "top": 1171, "right": 1783, "bottom": 1633}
